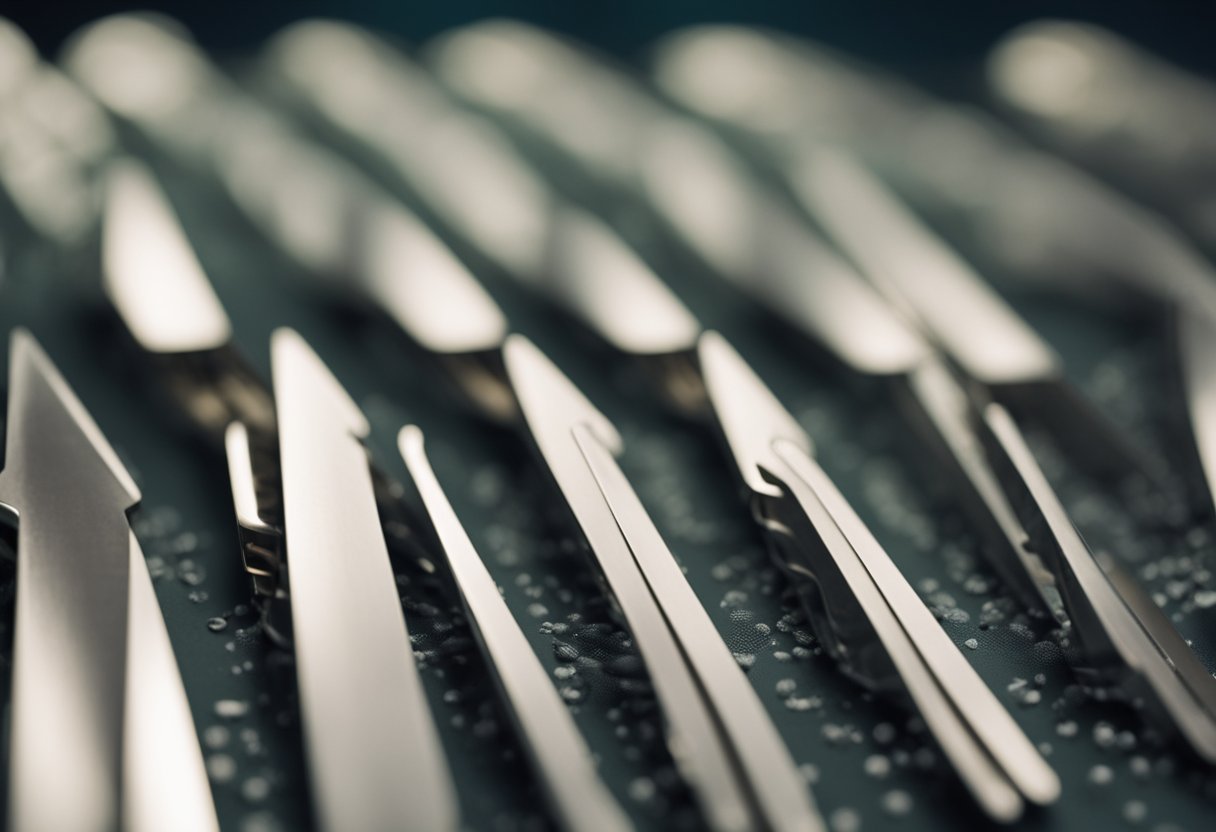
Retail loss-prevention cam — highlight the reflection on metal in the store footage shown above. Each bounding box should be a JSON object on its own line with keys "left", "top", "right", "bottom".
{"left": 272, "top": 329, "right": 460, "bottom": 831}
{"left": 0, "top": 330, "right": 217, "bottom": 832}
{"left": 426, "top": 23, "right": 1063, "bottom": 821}
{"left": 501, "top": 335, "right": 758, "bottom": 832}
{"left": 699, "top": 334, "right": 1060, "bottom": 821}
{"left": 790, "top": 149, "right": 1059, "bottom": 386}
{"left": 401, "top": 426, "right": 633, "bottom": 832}
{"left": 980, "top": 403, "right": 1216, "bottom": 763}
{"left": 103, "top": 159, "right": 231, "bottom": 354}
{"left": 1180, "top": 311, "right": 1216, "bottom": 516}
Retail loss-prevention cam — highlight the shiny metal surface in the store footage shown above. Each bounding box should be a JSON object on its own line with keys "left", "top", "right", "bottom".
{"left": 502, "top": 334, "right": 752, "bottom": 832}
{"left": 790, "top": 148, "right": 1060, "bottom": 387}
{"left": 359, "top": 196, "right": 509, "bottom": 354}
{"left": 696, "top": 332, "right": 811, "bottom": 499}
{"left": 103, "top": 158, "right": 232, "bottom": 354}
{"left": 989, "top": 22, "right": 1216, "bottom": 198}
{"left": 980, "top": 403, "right": 1216, "bottom": 762}
{"left": 687, "top": 326, "right": 1060, "bottom": 819}
{"left": 574, "top": 421, "right": 824, "bottom": 832}
{"left": 766, "top": 439, "right": 1060, "bottom": 820}
{"left": 400, "top": 426, "right": 633, "bottom": 832}
{"left": 272, "top": 329, "right": 459, "bottom": 832}
{"left": 0, "top": 35, "right": 114, "bottom": 245}
{"left": 264, "top": 20, "right": 556, "bottom": 279}
{"left": 638, "top": 122, "right": 927, "bottom": 375}
{"left": 1180, "top": 310, "right": 1216, "bottom": 514}
{"left": 498, "top": 335, "right": 749, "bottom": 830}
{"left": 649, "top": 25, "right": 1216, "bottom": 326}
{"left": 421, "top": 27, "right": 1060, "bottom": 815}
{"left": 542, "top": 207, "right": 700, "bottom": 355}
{"left": 70, "top": 17, "right": 502, "bottom": 358}
{"left": 1, "top": 330, "right": 216, "bottom": 832}
{"left": 900, "top": 360, "right": 1062, "bottom": 617}
{"left": 263, "top": 20, "right": 701, "bottom": 353}
{"left": 123, "top": 531, "right": 220, "bottom": 832}
{"left": 1, "top": 329, "right": 136, "bottom": 831}
{"left": 429, "top": 24, "right": 928, "bottom": 377}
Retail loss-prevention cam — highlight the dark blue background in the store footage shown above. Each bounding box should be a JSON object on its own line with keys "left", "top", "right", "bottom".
{"left": 4, "top": 1, "right": 1214, "bottom": 75}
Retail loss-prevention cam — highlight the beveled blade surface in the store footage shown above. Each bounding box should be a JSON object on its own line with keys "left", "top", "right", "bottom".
{"left": 273, "top": 329, "right": 459, "bottom": 831}
{"left": 123, "top": 531, "right": 219, "bottom": 832}
{"left": 502, "top": 334, "right": 752, "bottom": 832}
{"left": 0, "top": 329, "right": 139, "bottom": 832}
{"left": 401, "top": 426, "right": 632, "bottom": 832}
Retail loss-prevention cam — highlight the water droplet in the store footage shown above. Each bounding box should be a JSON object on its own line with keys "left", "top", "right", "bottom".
{"left": 829, "top": 807, "right": 861, "bottom": 832}
{"left": 207, "top": 617, "right": 228, "bottom": 633}
{"left": 207, "top": 754, "right": 236, "bottom": 783}
{"left": 241, "top": 776, "right": 271, "bottom": 802}
{"left": 964, "top": 638, "right": 979, "bottom": 650}
{"left": 1088, "top": 764, "right": 1114, "bottom": 786}
{"left": 1122, "top": 800, "right": 1147, "bottom": 823}
{"left": 628, "top": 777, "right": 656, "bottom": 802}
{"left": 882, "top": 789, "right": 913, "bottom": 816}
{"left": 203, "top": 725, "right": 230, "bottom": 749}
{"left": 1093, "top": 722, "right": 1117, "bottom": 749}
{"left": 214, "top": 699, "right": 249, "bottom": 719}
{"left": 864, "top": 754, "right": 891, "bottom": 778}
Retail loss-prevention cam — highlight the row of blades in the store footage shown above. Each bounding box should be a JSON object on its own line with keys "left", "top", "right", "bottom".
{"left": 1, "top": 13, "right": 1215, "bottom": 832}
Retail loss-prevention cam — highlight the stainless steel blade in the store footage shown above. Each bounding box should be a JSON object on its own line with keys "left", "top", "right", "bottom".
{"left": 0, "top": 329, "right": 138, "bottom": 832}
{"left": 400, "top": 426, "right": 632, "bottom": 832}
{"left": 272, "top": 328, "right": 459, "bottom": 831}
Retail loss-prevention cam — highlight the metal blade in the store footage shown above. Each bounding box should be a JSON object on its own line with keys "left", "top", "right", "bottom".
{"left": 262, "top": 21, "right": 556, "bottom": 280}
{"left": 123, "top": 531, "right": 219, "bottom": 832}
{"left": 266, "top": 20, "right": 703, "bottom": 360}
{"left": 102, "top": 158, "right": 232, "bottom": 355}
{"left": 898, "top": 360, "right": 1063, "bottom": 617}
{"left": 980, "top": 402, "right": 1216, "bottom": 762}
{"left": 1179, "top": 309, "right": 1216, "bottom": 514}
{"left": 0, "top": 329, "right": 138, "bottom": 832}
{"left": 399, "top": 426, "right": 632, "bottom": 832}
{"left": 501, "top": 334, "right": 753, "bottom": 832}
{"left": 574, "top": 422, "right": 825, "bottom": 832}
{"left": 272, "top": 329, "right": 459, "bottom": 831}
{"left": 791, "top": 148, "right": 1059, "bottom": 387}
{"left": 770, "top": 439, "right": 1061, "bottom": 817}
{"left": 696, "top": 331, "right": 812, "bottom": 498}
{"left": 540, "top": 206, "right": 701, "bottom": 355}
{"left": 428, "top": 23, "right": 929, "bottom": 377}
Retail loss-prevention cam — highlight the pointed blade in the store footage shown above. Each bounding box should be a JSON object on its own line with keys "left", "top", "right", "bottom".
{"left": 979, "top": 402, "right": 1216, "bottom": 762}
{"left": 0, "top": 329, "right": 138, "bottom": 831}
{"left": 429, "top": 24, "right": 928, "bottom": 376}
{"left": 102, "top": 158, "right": 232, "bottom": 355}
{"left": 271, "top": 329, "right": 458, "bottom": 832}
{"left": 541, "top": 207, "right": 701, "bottom": 355}
{"left": 573, "top": 423, "right": 825, "bottom": 832}
{"left": 791, "top": 148, "right": 1060, "bottom": 387}
{"left": 768, "top": 439, "right": 1061, "bottom": 818}
{"left": 400, "top": 427, "right": 632, "bottom": 832}
{"left": 123, "top": 532, "right": 219, "bottom": 832}
{"left": 502, "top": 335, "right": 753, "bottom": 832}
{"left": 696, "top": 331, "right": 811, "bottom": 498}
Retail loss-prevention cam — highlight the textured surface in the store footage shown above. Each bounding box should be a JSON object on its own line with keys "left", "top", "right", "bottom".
{"left": 1, "top": 142, "right": 1215, "bottom": 832}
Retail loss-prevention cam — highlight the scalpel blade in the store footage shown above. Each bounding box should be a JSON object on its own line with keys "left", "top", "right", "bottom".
{"left": 0, "top": 330, "right": 217, "bottom": 832}
{"left": 272, "top": 329, "right": 459, "bottom": 831}
{"left": 502, "top": 334, "right": 753, "bottom": 832}
{"left": 400, "top": 427, "right": 633, "bottom": 832}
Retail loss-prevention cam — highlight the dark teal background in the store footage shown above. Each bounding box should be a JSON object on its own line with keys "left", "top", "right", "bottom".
{"left": 3, "top": 1, "right": 1215, "bottom": 75}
